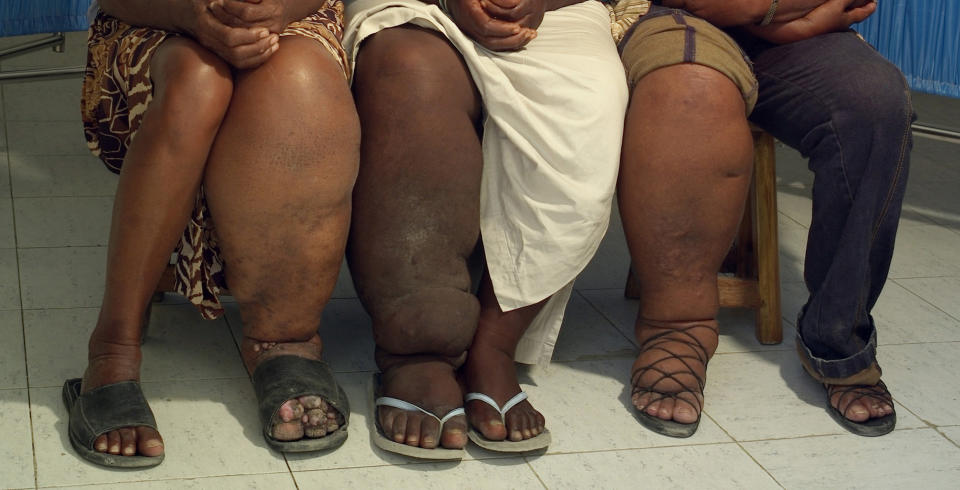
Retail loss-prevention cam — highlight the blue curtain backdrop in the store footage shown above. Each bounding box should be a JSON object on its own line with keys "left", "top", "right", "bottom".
{"left": 1, "top": 0, "right": 958, "bottom": 97}
{"left": 0, "top": 0, "right": 88, "bottom": 37}
{"left": 856, "top": 0, "right": 959, "bottom": 98}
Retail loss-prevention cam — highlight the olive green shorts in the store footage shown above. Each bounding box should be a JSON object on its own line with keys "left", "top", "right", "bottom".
{"left": 615, "top": 4, "right": 758, "bottom": 114}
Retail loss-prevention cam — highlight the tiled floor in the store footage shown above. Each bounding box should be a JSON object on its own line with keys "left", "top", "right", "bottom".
{"left": 2, "top": 32, "right": 960, "bottom": 490}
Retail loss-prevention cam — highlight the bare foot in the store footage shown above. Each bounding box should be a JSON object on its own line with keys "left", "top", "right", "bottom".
{"left": 241, "top": 336, "right": 344, "bottom": 441}
{"left": 463, "top": 340, "right": 545, "bottom": 442}
{"left": 376, "top": 359, "right": 468, "bottom": 450}
{"left": 631, "top": 321, "right": 718, "bottom": 426}
{"left": 83, "top": 334, "right": 164, "bottom": 458}
{"left": 828, "top": 381, "right": 895, "bottom": 422}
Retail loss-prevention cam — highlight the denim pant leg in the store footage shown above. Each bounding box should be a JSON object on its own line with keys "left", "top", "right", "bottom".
{"left": 732, "top": 30, "right": 915, "bottom": 380}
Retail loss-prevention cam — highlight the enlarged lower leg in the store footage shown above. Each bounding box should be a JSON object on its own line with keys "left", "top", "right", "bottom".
{"left": 84, "top": 38, "right": 234, "bottom": 457}
{"left": 618, "top": 65, "right": 752, "bottom": 425}
{"left": 202, "top": 37, "right": 359, "bottom": 441}
{"left": 463, "top": 273, "right": 547, "bottom": 441}
{"left": 348, "top": 26, "right": 483, "bottom": 450}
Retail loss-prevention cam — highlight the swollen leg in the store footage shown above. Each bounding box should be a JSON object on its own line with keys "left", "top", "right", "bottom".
{"left": 618, "top": 64, "right": 752, "bottom": 425}
{"left": 349, "top": 26, "right": 483, "bottom": 449}
{"left": 85, "top": 37, "right": 234, "bottom": 457}
{"left": 202, "top": 37, "right": 359, "bottom": 440}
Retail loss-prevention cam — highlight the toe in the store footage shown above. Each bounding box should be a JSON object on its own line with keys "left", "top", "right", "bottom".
{"left": 278, "top": 399, "right": 304, "bottom": 423}
{"left": 136, "top": 427, "right": 164, "bottom": 457}
{"left": 119, "top": 427, "right": 137, "bottom": 456}
{"left": 303, "top": 409, "right": 328, "bottom": 438}
{"left": 272, "top": 421, "right": 305, "bottom": 441}
{"left": 842, "top": 400, "right": 870, "bottom": 422}
{"left": 439, "top": 415, "right": 468, "bottom": 450}
{"left": 657, "top": 398, "right": 676, "bottom": 421}
{"left": 107, "top": 430, "right": 121, "bottom": 455}
{"left": 404, "top": 416, "right": 422, "bottom": 446}
{"left": 94, "top": 434, "right": 108, "bottom": 453}
{"left": 419, "top": 415, "right": 441, "bottom": 449}
{"left": 469, "top": 402, "right": 507, "bottom": 441}
{"left": 391, "top": 412, "right": 408, "bottom": 444}
{"left": 673, "top": 400, "right": 698, "bottom": 424}
{"left": 506, "top": 411, "right": 523, "bottom": 442}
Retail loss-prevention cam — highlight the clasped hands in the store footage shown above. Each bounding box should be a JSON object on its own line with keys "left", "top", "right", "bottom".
{"left": 446, "top": 0, "right": 546, "bottom": 51}
{"left": 183, "top": 0, "right": 291, "bottom": 69}
{"left": 662, "top": 0, "right": 877, "bottom": 43}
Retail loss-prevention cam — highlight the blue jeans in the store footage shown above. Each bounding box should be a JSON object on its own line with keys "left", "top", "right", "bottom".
{"left": 731, "top": 30, "right": 916, "bottom": 380}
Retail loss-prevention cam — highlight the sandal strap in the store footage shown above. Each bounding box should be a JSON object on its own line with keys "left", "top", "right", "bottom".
{"left": 631, "top": 324, "right": 715, "bottom": 415}
{"left": 465, "top": 392, "right": 528, "bottom": 422}
{"left": 827, "top": 381, "right": 893, "bottom": 418}
{"left": 376, "top": 397, "right": 465, "bottom": 425}
{"left": 66, "top": 379, "right": 158, "bottom": 449}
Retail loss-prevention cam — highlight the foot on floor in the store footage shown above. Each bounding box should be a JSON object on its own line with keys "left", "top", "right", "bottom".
{"left": 631, "top": 321, "right": 718, "bottom": 437}
{"left": 376, "top": 360, "right": 468, "bottom": 450}
{"left": 82, "top": 337, "right": 164, "bottom": 458}
{"left": 463, "top": 342, "right": 545, "bottom": 443}
{"left": 242, "top": 336, "right": 344, "bottom": 442}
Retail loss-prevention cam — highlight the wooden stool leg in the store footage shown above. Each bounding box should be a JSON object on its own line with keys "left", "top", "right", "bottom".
{"left": 752, "top": 131, "right": 783, "bottom": 344}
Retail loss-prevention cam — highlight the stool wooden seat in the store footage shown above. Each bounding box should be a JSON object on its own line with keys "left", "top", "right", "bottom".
{"left": 625, "top": 129, "right": 783, "bottom": 345}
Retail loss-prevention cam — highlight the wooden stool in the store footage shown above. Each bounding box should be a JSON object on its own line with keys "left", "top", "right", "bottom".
{"left": 625, "top": 129, "right": 783, "bottom": 345}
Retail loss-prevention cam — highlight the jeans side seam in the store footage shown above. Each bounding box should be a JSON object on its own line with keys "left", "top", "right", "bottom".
{"left": 752, "top": 66, "right": 856, "bottom": 204}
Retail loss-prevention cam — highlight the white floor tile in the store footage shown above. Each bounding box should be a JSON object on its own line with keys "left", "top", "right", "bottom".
{"left": 18, "top": 246, "right": 105, "bottom": 309}
{"left": 777, "top": 214, "right": 808, "bottom": 284}
{"left": 940, "top": 426, "right": 960, "bottom": 446}
{"left": 522, "top": 359, "right": 731, "bottom": 453}
{"left": 10, "top": 153, "right": 117, "bottom": 198}
{"left": 224, "top": 298, "right": 377, "bottom": 374}
{"left": 7, "top": 121, "right": 90, "bottom": 156}
{"left": 0, "top": 310, "right": 26, "bottom": 389}
{"left": 32, "top": 378, "right": 289, "bottom": 488}
{"left": 896, "top": 276, "right": 960, "bottom": 322}
{"left": 903, "top": 180, "right": 960, "bottom": 231}
{"left": 889, "top": 224, "right": 960, "bottom": 279}
{"left": 0, "top": 389, "right": 35, "bottom": 489}
{"left": 51, "top": 472, "right": 298, "bottom": 490}
{"left": 0, "top": 248, "right": 20, "bottom": 310}
{"left": 2, "top": 78, "right": 83, "bottom": 122}
{"left": 294, "top": 458, "right": 543, "bottom": 489}
{"left": 550, "top": 293, "right": 635, "bottom": 362}
{"left": 0, "top": 198, "right": 14, "bottom": 248}
{"left": 14, "top": 196, "right": 112, "bottom": 247}
{"left": 879, "top": 343, "right": 960, "bottom": 427}
{"left": 529, "top": 444, "right": 778, "bottom": 490}
{"left": 776, "top": 188, "right": 812, "bottom": 229}
{"left": 705, "top": 350, "right": 923, "bottom": 441}
{"left": 331, "top": 260, "right": 357, "bottom": 299}
{"left": 743, "top": 429, "right": 960, "bottom": 489}
{"left": 24, "top": 304, "right": 245, "bottom": 389}
{"left": 0, "top": 152, "right": 10, "bottom": 196}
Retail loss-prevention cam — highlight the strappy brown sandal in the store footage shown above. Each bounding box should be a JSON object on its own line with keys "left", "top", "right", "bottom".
{"left": 630, "top": 323, "right": 716, "bottom": 438}
{"left": 825, "top": 380, "right": 896, "bottom": 437}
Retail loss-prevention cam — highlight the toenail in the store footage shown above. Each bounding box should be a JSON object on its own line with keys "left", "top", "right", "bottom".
{"left": 144, "top": 440, "right": 162, "bottom": 448}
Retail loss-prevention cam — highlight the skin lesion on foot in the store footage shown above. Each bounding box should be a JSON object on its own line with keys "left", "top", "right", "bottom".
{"left": 244, "top": 338, "right": 345, "bottom": 441}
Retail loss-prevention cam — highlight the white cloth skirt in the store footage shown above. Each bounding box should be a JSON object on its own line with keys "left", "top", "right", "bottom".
{"left": 344, "top": 0, "right": 628, "bottom": 364}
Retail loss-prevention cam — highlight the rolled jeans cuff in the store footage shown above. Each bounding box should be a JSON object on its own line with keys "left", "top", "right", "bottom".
{"left": 796, "top": 326, "right": 881, "bottom": 385}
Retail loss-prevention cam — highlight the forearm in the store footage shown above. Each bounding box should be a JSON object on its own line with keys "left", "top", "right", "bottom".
{"left": 99, "top": 0, "right": 194, "bottom": 32}
{"left": 662, "top": 0, "right": 826, "bottom": 27}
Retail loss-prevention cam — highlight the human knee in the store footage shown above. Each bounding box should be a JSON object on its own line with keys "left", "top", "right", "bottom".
{"left": 354, "top": 27, "right": 471, "bottom": 111}
{"left": 832, "top": 61, "right": 914, "bottom": 134}
{"left": 151, "top": 39, "right": 234, "bottom": 128}
{"left": 372, "top": 288, "right": 480, "bottom": 358}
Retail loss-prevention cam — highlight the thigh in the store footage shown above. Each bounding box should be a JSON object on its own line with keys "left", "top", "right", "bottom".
{"left": 743, "top": 31, "right": 912, "bottom": 152}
